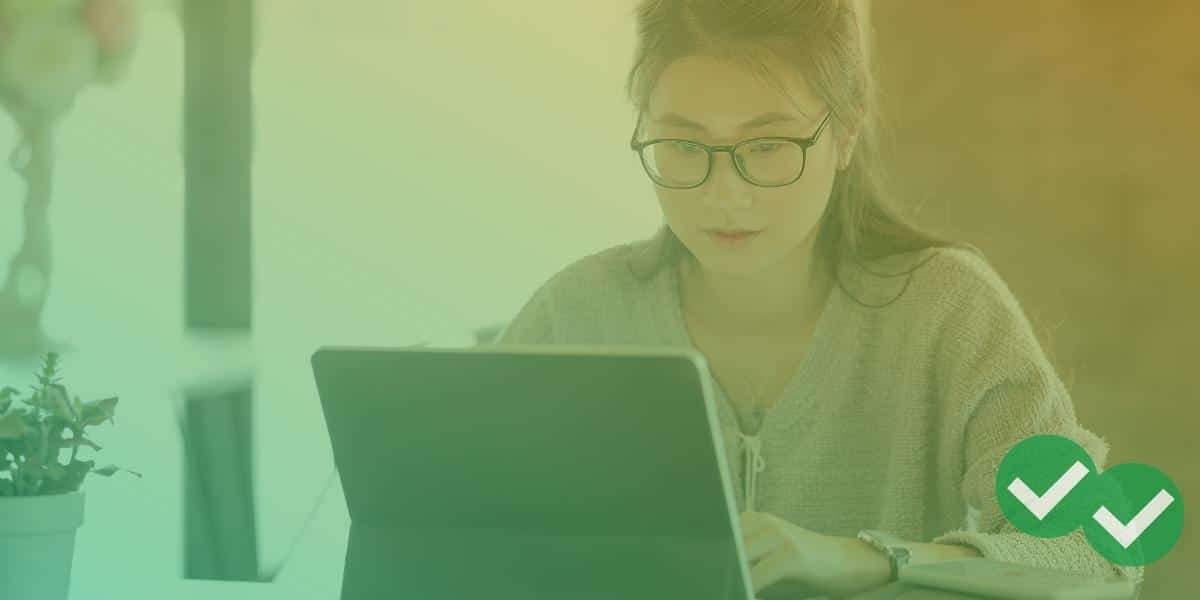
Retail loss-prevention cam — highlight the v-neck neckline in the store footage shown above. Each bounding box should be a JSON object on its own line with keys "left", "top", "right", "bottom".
{"left": 656, "top": 258, "right": 843, "bottom": 435}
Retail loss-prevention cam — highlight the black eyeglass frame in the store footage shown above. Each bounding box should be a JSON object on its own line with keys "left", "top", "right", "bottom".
{"left": 629, "top": 110, "right": 834, "bottom": 189}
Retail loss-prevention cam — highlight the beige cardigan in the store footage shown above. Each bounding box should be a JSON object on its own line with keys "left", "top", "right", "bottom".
{"left": 497, "top": 235, "right": 1134, "bottom": 581}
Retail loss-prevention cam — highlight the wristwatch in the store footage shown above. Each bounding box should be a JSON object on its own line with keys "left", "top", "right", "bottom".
{"left": 856, "top": 529, "right": 911, "bottom": 583}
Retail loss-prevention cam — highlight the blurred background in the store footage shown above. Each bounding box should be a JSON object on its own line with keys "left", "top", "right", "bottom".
{"left": 0, "top": 1, "right": 1194, "bottom": 598}
{"left": 874, "top": 4, "right": 1197, "bottom": 597}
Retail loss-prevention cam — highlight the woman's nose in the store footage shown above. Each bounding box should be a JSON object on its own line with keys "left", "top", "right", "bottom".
{"left": 702, "top": 152, "right": 753, "bottom": 209}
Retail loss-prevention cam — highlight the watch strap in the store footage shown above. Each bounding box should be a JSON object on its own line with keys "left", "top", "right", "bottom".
{"left": 857, "top": 529, "right": 911, "bottom": 582}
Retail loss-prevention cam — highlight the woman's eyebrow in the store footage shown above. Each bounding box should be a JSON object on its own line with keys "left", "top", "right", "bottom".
{"left": 654, "top": 111, "right": 800, "bottom": 132}
{"left": 655, "top": 113, "right": 709, "bottom": 131}
{"left": 739, "top": 112, "right": 798, "bottom": 129}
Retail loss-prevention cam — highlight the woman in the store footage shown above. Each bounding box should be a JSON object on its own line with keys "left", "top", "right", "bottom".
{"left": 497, "top": 1, "right": 1132, "bottom": 596}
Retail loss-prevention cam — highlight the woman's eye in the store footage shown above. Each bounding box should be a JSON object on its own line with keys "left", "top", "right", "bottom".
{"left": 672, "top": 141, "right": 703, "bottom": 153}
{"left": 749, "top": 142, "right": 782, "bottom": 153}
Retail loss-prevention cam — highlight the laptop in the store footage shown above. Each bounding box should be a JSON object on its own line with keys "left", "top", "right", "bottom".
{"left": 312, "top": 344, "right": 757, "bottom": 600}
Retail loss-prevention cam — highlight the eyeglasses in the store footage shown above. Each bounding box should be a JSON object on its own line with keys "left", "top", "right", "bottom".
{"left": 629, "top": 111, "right": 833, "bottom": 189}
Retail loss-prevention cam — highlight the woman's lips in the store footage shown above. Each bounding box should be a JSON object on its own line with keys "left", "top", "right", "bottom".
{"left": 706, "top": 229, "right": 762, "bottom": 247}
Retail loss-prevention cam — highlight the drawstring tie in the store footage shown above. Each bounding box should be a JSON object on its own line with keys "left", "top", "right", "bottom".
{"left": 738, "top": 432, "right": 766, "bottom": 512}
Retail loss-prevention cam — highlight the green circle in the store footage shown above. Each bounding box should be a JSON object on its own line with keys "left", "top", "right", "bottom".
{"left": 1083, "top": 463, "right": 1184, "bottom": 566}
{"left": 996, "top": 435, "right": 1099, "bottom": 537}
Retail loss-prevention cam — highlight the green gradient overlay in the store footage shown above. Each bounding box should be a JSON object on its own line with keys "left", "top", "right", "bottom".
{"left": 0, "top": 2, "right": 1196, "bottom": 598}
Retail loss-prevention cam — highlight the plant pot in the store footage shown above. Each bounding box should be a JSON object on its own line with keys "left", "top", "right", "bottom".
{"left": 0, "top": 491, "right": 85, "bottom": 600}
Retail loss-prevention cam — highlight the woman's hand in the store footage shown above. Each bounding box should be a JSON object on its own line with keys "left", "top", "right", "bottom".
{"left": 739, "top": 511, "right": 891, "bottom": 598}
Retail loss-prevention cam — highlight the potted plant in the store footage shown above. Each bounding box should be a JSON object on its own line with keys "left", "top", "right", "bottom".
{"left": 0, "top": 352, "right": 137, "bottom": 600}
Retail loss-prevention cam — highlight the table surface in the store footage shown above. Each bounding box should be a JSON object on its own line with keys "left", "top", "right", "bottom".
{"left": 2, "top": 341, "right": 987, "bottom": 600}
{"left": 3, "top": 340, "right": 1011, "bottom": 600}
{"left": 68, "top": 580, "right": 977, "bottom": 600}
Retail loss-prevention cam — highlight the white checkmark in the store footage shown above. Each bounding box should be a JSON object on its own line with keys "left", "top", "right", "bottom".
{"left": 1093, "top": 489, "right": 1175, "bottom": 549}
{"left": 1008, "top": 460, "right": 1090, "bottom": 520}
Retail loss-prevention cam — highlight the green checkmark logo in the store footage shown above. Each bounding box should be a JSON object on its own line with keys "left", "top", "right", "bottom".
{"left": 996, "top": 435, "right": 1185, "bottom": 566}
{"left": 997, "top": 435, "right": 1100, "bottom": 537}
{"left": 1083, "top": 462, "right": 1185, "bottom": 566}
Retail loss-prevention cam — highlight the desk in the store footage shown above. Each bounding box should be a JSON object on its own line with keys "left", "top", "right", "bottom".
{"left": 0, "top": 345, "right": 1079, "bottom": 600}
{"left": 71, "top": 578, "right": 292, "bottom": 600}
{"left": 55, "top": 401, "right": 975, "bottom": 600}
{"left": 61, "top": 475, "right": 980, "bottom": 600}
{"left": 849, "top": 583, "right": 984, "bottom": 599}
{"left": 68, "top": 580, "right": 973, "bottom": 600}
{"left": 65, "top": 476, "right": 348, "bottom": 599}
{"left": 67, "top": 581, "right": 977, "bottom": 600}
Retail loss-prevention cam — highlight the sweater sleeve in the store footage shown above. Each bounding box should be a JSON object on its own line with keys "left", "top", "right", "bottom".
{"left": 927, "top": 250, "right": 1140, "bottom": 584}
{"left": 492, "top": 244, "right": 634, "bottom": 346}
{"left": 494, "top": 279, "right": 557, "bottom": 345}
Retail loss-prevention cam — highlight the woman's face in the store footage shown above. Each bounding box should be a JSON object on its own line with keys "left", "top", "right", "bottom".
{"left": 643, "top": 54, "right": 844, "bottom": 278}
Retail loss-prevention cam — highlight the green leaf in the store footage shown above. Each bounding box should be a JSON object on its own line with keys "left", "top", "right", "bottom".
{"left": 0, "top": 410, "right": 29, "bottom": 440}
{"left": 46, "top": 424, "right": 67, "bottom": 455}
{"left": 0, "top": 354, "right": 131, "bottom": 494}
{"left": 44, "top": 417, "right": 72, "bottom": 434}
{"left": 39, "top": 352, "right": 61, "bottom": 385}
{"left": 0, "top": 386, "right": 19, "bottom": 413}
{"left": 46, "top": 463, "right": 67, "bottom": 481}
{"left": 45, "top": 385, "right": 77, "bottom": 423}
{"left": 93, "top": 464, "right": 142, "bottom": 478}
{"left": 80, "top": 397, "right": 119, "bottom": 426}
{"left": 24, "top": 463, "right": 46, "bottom": 485}
{"left": 27, "top": 389, "right": 46, "bottom": 411}
{"left": 1, "top": 440, "right": 22, "bottom": 462}
{"left": 40, "top": 460, "right": 93, "bottom": 495}
{"left": 60, "top": 435, "right": 102, "bottom": 452}
{"left": 21, "top": 419, "right": 42, "bottom": 452}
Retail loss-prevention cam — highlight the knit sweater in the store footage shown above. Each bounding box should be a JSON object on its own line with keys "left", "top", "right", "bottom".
{"left": 495, "top": 234, "right": 1134, "bottom": 582}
